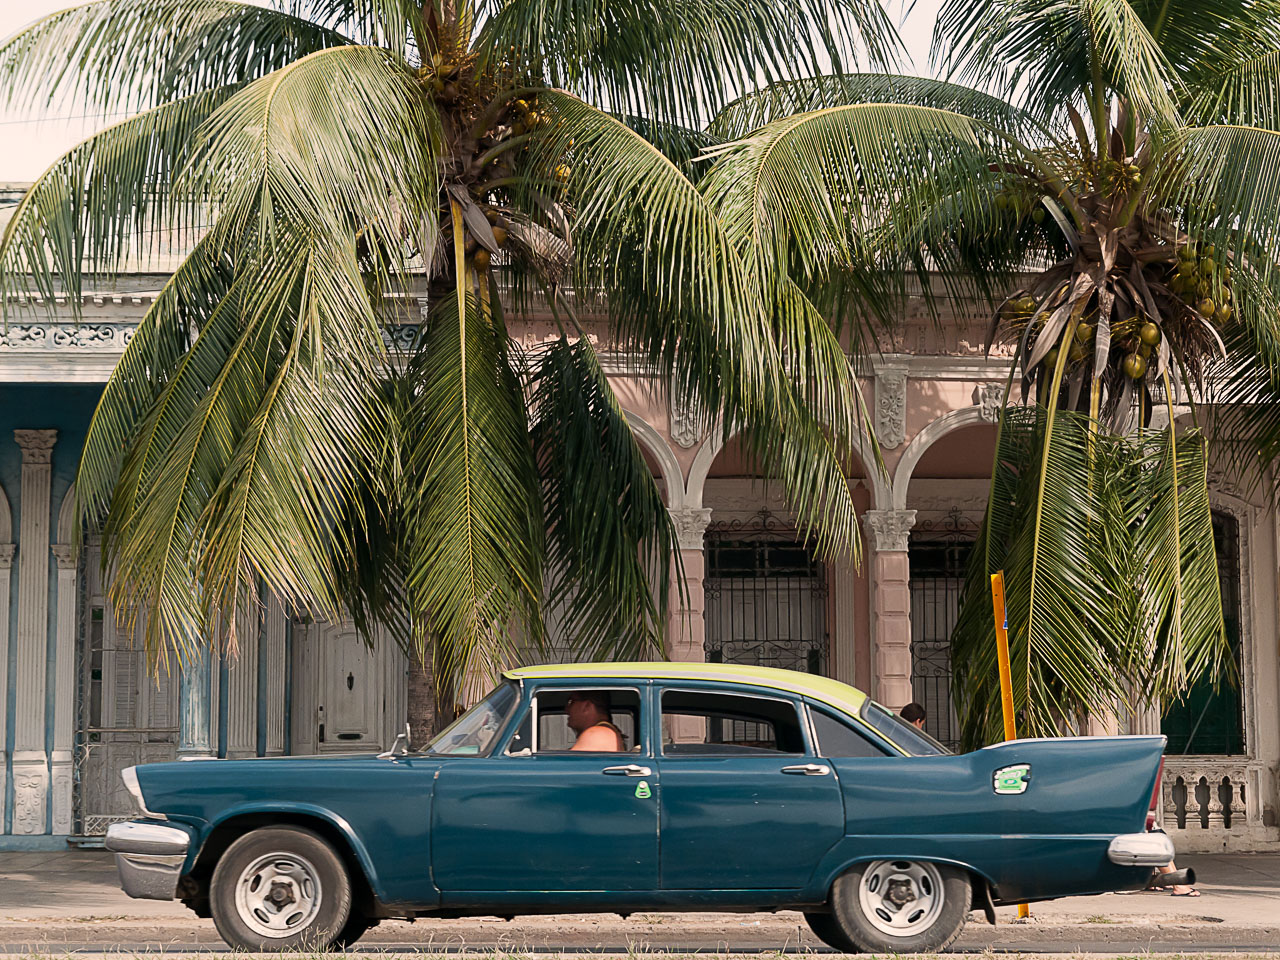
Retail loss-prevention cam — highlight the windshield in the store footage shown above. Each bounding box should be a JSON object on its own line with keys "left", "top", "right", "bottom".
{"left": 861, "top": 701, "right": 952, "bottom": 756}
{"left": 426, "top": 682, "right": 519, "bottom": 756}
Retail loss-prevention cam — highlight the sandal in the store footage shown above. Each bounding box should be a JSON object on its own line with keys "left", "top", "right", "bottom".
{"left": 1171, "top": 888, "right": 1201, "bottom": 897}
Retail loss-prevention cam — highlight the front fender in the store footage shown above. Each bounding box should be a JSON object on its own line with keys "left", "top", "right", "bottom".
{"left": 196, "top": 802, "right": 387, "bottom": 902}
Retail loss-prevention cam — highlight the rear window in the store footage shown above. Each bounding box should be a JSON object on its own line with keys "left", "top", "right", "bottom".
{"left": 861, "top": 701, "right": 951, "bottom": 756}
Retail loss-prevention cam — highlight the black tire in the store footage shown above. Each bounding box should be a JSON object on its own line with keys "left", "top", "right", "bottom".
{"left": 828, "top": 859, "right": 969, "bottom": 953}
{"left": 334, "top": 915, "right": 379, "bottom": 948}
{"left": 210, "top": 826, "right": 352, "bottom": 951}
{"left": 804, "top": 911, "right": 859, "bottom": 952}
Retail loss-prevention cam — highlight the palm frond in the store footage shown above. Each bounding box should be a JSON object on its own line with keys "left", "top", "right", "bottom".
{"left": 477, "top": 0, "right": 900, "bottom": 125}
{"left": 0, "top": 87, "right": 239, "bottom": 317}
{"left": 933, "top": 0, "right": 1180, "bottom": 126}
{"left": 0, "top": 0, "right": 349, "bottom": 115}
{"left": 531, "top": 337, "right": 677, "bottom": 660}
{"left": 709, "top": 73, "right": 1053, "bottom": 141}
{"left": 400, "top": 291, "right": 545, "bottom": 685}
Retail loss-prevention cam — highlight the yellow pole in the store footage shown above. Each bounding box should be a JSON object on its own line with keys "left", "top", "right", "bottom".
{"left": 990, "top": 570, "right": 1030, "bottom": 919}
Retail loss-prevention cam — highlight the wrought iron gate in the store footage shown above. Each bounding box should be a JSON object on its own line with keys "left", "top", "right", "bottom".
{"left": 704, "top": 523, "right": 828, "bottom": 675}
{"left": 75, "top": 544, "right": 178, "bottom": 836}
{"left": 908, "top": 519, "right": 974, "bottom": 751}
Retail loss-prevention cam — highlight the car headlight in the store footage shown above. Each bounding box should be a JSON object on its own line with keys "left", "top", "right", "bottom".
{"left": 121, "top": 766, "right": 165, "bottom": 820}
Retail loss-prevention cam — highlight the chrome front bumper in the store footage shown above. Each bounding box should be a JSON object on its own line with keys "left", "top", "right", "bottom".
{"left": 105, "top": 821, "right": 192, "bottom": 900}
{"left": 1107, "top": 831, "right": 1175, "bottom": 867}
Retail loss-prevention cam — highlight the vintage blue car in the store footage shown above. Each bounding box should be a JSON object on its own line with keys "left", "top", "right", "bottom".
{"left": 105, "top": 662, "right": 1173, "bottom": 952}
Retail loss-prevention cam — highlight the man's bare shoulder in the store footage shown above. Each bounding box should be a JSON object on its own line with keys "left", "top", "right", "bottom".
{"left": 571, "top": 725, "right": 624, "bottom": 752}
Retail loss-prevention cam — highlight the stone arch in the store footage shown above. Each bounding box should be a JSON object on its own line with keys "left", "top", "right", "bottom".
{"left": 57, "top": 482, "right": 78, "bottom": 546}
{"left": 686, "top": 426, "right": 887, "bottom": 510}
{"left": 623, "top": 409, "right": 686, "bottom": 510}
{"left": 891, "top": 406, "right": 993, "bottom": 511}
{"left": 0, "top": 480, "right": 11, "bottom": 543}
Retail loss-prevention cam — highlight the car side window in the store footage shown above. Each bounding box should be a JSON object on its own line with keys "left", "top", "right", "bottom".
{"left": 810, "top": 707, "right": 890, "bottom": 757}
{"left": 660, "top": 689, "right": 806, "bottom": 755}
{"left": 518, "top": 688, "right": 642, "bottom": 754}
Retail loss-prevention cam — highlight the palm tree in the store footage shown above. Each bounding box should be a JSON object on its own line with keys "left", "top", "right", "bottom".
{"left": 0, "top": 0, "right": 897, "bottom": 727}
{"left": 697, "top": 0, "right": 1280, "bottom": 744}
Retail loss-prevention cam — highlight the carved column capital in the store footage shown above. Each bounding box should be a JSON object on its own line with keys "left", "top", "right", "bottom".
{"left": 670, "top": 506, "right": 714, "bottom": 551}
{"left": 13, "top": 429, "right": 57, "bottom": 464}
{"left": 862, "top": 509, "right": 917, "bottom": 553}
{"left": 0, "top": 543, "right": 14, "bottom": 570}
{"left": 875, "top": 365, "right": 908, "bottom": 449}
{"left": 52, "top": 544, "right": 76, "bottom": 570}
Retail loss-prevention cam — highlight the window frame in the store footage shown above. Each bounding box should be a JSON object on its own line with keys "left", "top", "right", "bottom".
{"left": 804, "top": 702, "right": 894, "bottom": 758}
{"left": 656, "top": 685, "right": 813, "bottom": 757}
{"left": 504, "top": 684, "right": 648, "bottom": 757}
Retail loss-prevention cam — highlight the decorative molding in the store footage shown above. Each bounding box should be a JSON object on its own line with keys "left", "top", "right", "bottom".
{"left": 11, "top": 760, "right": 49, "bottom": 835}
{"left": 861, "top": 509, "right": 918, "bottom": 553}
{"left": 976, "top": 382, "right": 1005, "bottom": 423}
{"left": 670, "top": 506, "right": 714, "bottom": 551}
{"left": 875, "top": 365, "right": 909, "bottom": 449}
{"left": 14, "top": 428, "right": 58, "bottom": 464}
{"left": 0, "top": 542, "right": 15, "bottom": 570}
{"left": 51, "top": 543, "right": 76, "bottom": 569}
{"left": 0, "top": 322, "right": 137, "bottom": 352}
{"left": 668, "top": 390, "right": 705, "bottom": 449}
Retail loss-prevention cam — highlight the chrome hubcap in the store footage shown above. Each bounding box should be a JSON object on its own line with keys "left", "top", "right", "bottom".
{"left": 857, "top": 860, "right": 945, "bottom": 937}
{"left": 234, "top": 852, "right": 322, "bottom": 938}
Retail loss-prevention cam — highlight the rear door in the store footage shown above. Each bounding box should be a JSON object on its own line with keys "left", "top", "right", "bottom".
{"left": 655, "top": 685, "right": 845, "bottom": 890}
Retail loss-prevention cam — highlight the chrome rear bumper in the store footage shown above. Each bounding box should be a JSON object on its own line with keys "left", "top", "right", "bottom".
{"left": 105, "top": 821, "right": 192, "bottom": 900}
{"left": 1107, "top": 831, "right": 1175, "bottom": 867}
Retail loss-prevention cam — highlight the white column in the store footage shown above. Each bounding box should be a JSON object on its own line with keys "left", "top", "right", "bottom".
{"left": 668, "top": 507, "right": 713, "bottom": 663}
{"left": 12, "top": 428, "right": 57, "bottom": 834}
{"left": 50, "top": 543, "right": 78, "bottom": 833}
{"left": 0, "top": 542, "right": 15, "bottom": 831}
{"left": 862, "top": 509, "right": 917, "bottom": 711}
{"left": 226, "top": 602, "right": 259, "bottom": 758}
{"left": 263, "top": 596, "right": 288, "bottom": 755}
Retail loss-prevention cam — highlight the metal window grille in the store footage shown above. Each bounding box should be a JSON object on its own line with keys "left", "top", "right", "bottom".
{"left": 908, "top": 515, "right": 976, "bottom": 751}
{"left": 703, "top": 521, "right": 828, "bottom": 678}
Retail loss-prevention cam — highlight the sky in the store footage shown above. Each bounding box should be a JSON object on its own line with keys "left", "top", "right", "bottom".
{"left": 0, "top": 0, "right": 942, "bottom": 183}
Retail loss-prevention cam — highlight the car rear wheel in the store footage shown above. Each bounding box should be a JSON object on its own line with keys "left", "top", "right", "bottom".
{"left": 828, "top": 859, "right": 969, "bottom": 953}
{"left": 210, "top": 826, "right": 351, "bottom": 951}
{"left": 803, "top": 910, "right": 858, "bottom": 951}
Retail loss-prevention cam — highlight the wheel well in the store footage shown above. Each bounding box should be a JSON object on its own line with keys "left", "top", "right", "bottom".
{"left": 187, "top": 813, "right": 381, "bottom": 919}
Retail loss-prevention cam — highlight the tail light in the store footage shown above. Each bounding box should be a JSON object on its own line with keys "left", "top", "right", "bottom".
{"left": 1146, "top": 757, "right": 1165, "bottom": 831}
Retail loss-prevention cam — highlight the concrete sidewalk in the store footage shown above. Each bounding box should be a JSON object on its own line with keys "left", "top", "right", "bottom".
{"left": 1, "top": 850, "right": 1278, "bottom": 952}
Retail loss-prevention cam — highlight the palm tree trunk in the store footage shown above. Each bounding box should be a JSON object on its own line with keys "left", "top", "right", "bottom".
{"left": 406, "top": 648, "right": 444, "bottom": 749}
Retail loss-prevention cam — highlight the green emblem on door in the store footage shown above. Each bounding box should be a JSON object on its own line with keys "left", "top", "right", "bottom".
{"left": 993, "top": 764, "right": 1031, "bottom": 795}
{"left": 634, "top": 780, "right": 652, "bottom": 799}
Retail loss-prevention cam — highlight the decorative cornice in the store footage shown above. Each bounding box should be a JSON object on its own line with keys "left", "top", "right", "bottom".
{"left": 861, "top": 509, "right": 917, "bottom": 553}
{"left": 14, "top": 429, "right": 57, "bottom": 464}
{"left": 0, "top": 322, "right": 138, "bottom": 351}
{"left": 875, "top": 365, "right": 908, "bottom": 449}
{"left": 670, "top": 506, "right": 714, "bottom": 550}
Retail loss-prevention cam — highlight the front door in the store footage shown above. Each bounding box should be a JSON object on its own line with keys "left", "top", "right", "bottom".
{"left": 431, "top": 685, "right": 659, "bottom": 893}
{"left": 656, "top": 685, "right": 844, "bottom": 889}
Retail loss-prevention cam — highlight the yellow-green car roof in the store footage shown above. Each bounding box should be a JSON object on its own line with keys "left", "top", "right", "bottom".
{"left": 504, "top": 661, "right": 870, "bottom": 718}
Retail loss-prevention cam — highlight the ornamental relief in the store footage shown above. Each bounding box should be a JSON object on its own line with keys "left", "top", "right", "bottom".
{"left": 0, "top": 323, "right": 137, "bottom": 351}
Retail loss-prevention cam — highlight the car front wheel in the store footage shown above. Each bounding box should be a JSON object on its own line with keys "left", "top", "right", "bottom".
{"left": 827, "top": 859, "right": 969, "bottom": 953}
{"left": 210, "top": 826, "right": 352, "bottom": 951}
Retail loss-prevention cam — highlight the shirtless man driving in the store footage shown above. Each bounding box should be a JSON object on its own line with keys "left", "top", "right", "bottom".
{"left": 566, "top": 692, "right": 625, "bottom": 751}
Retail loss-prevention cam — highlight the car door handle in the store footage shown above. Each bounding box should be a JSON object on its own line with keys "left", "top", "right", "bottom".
{"left": 601, "top": 764, "right": 652, "bottom": 777}
{"left": 781, "top": 763, "right": 831, "bottom": 776}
